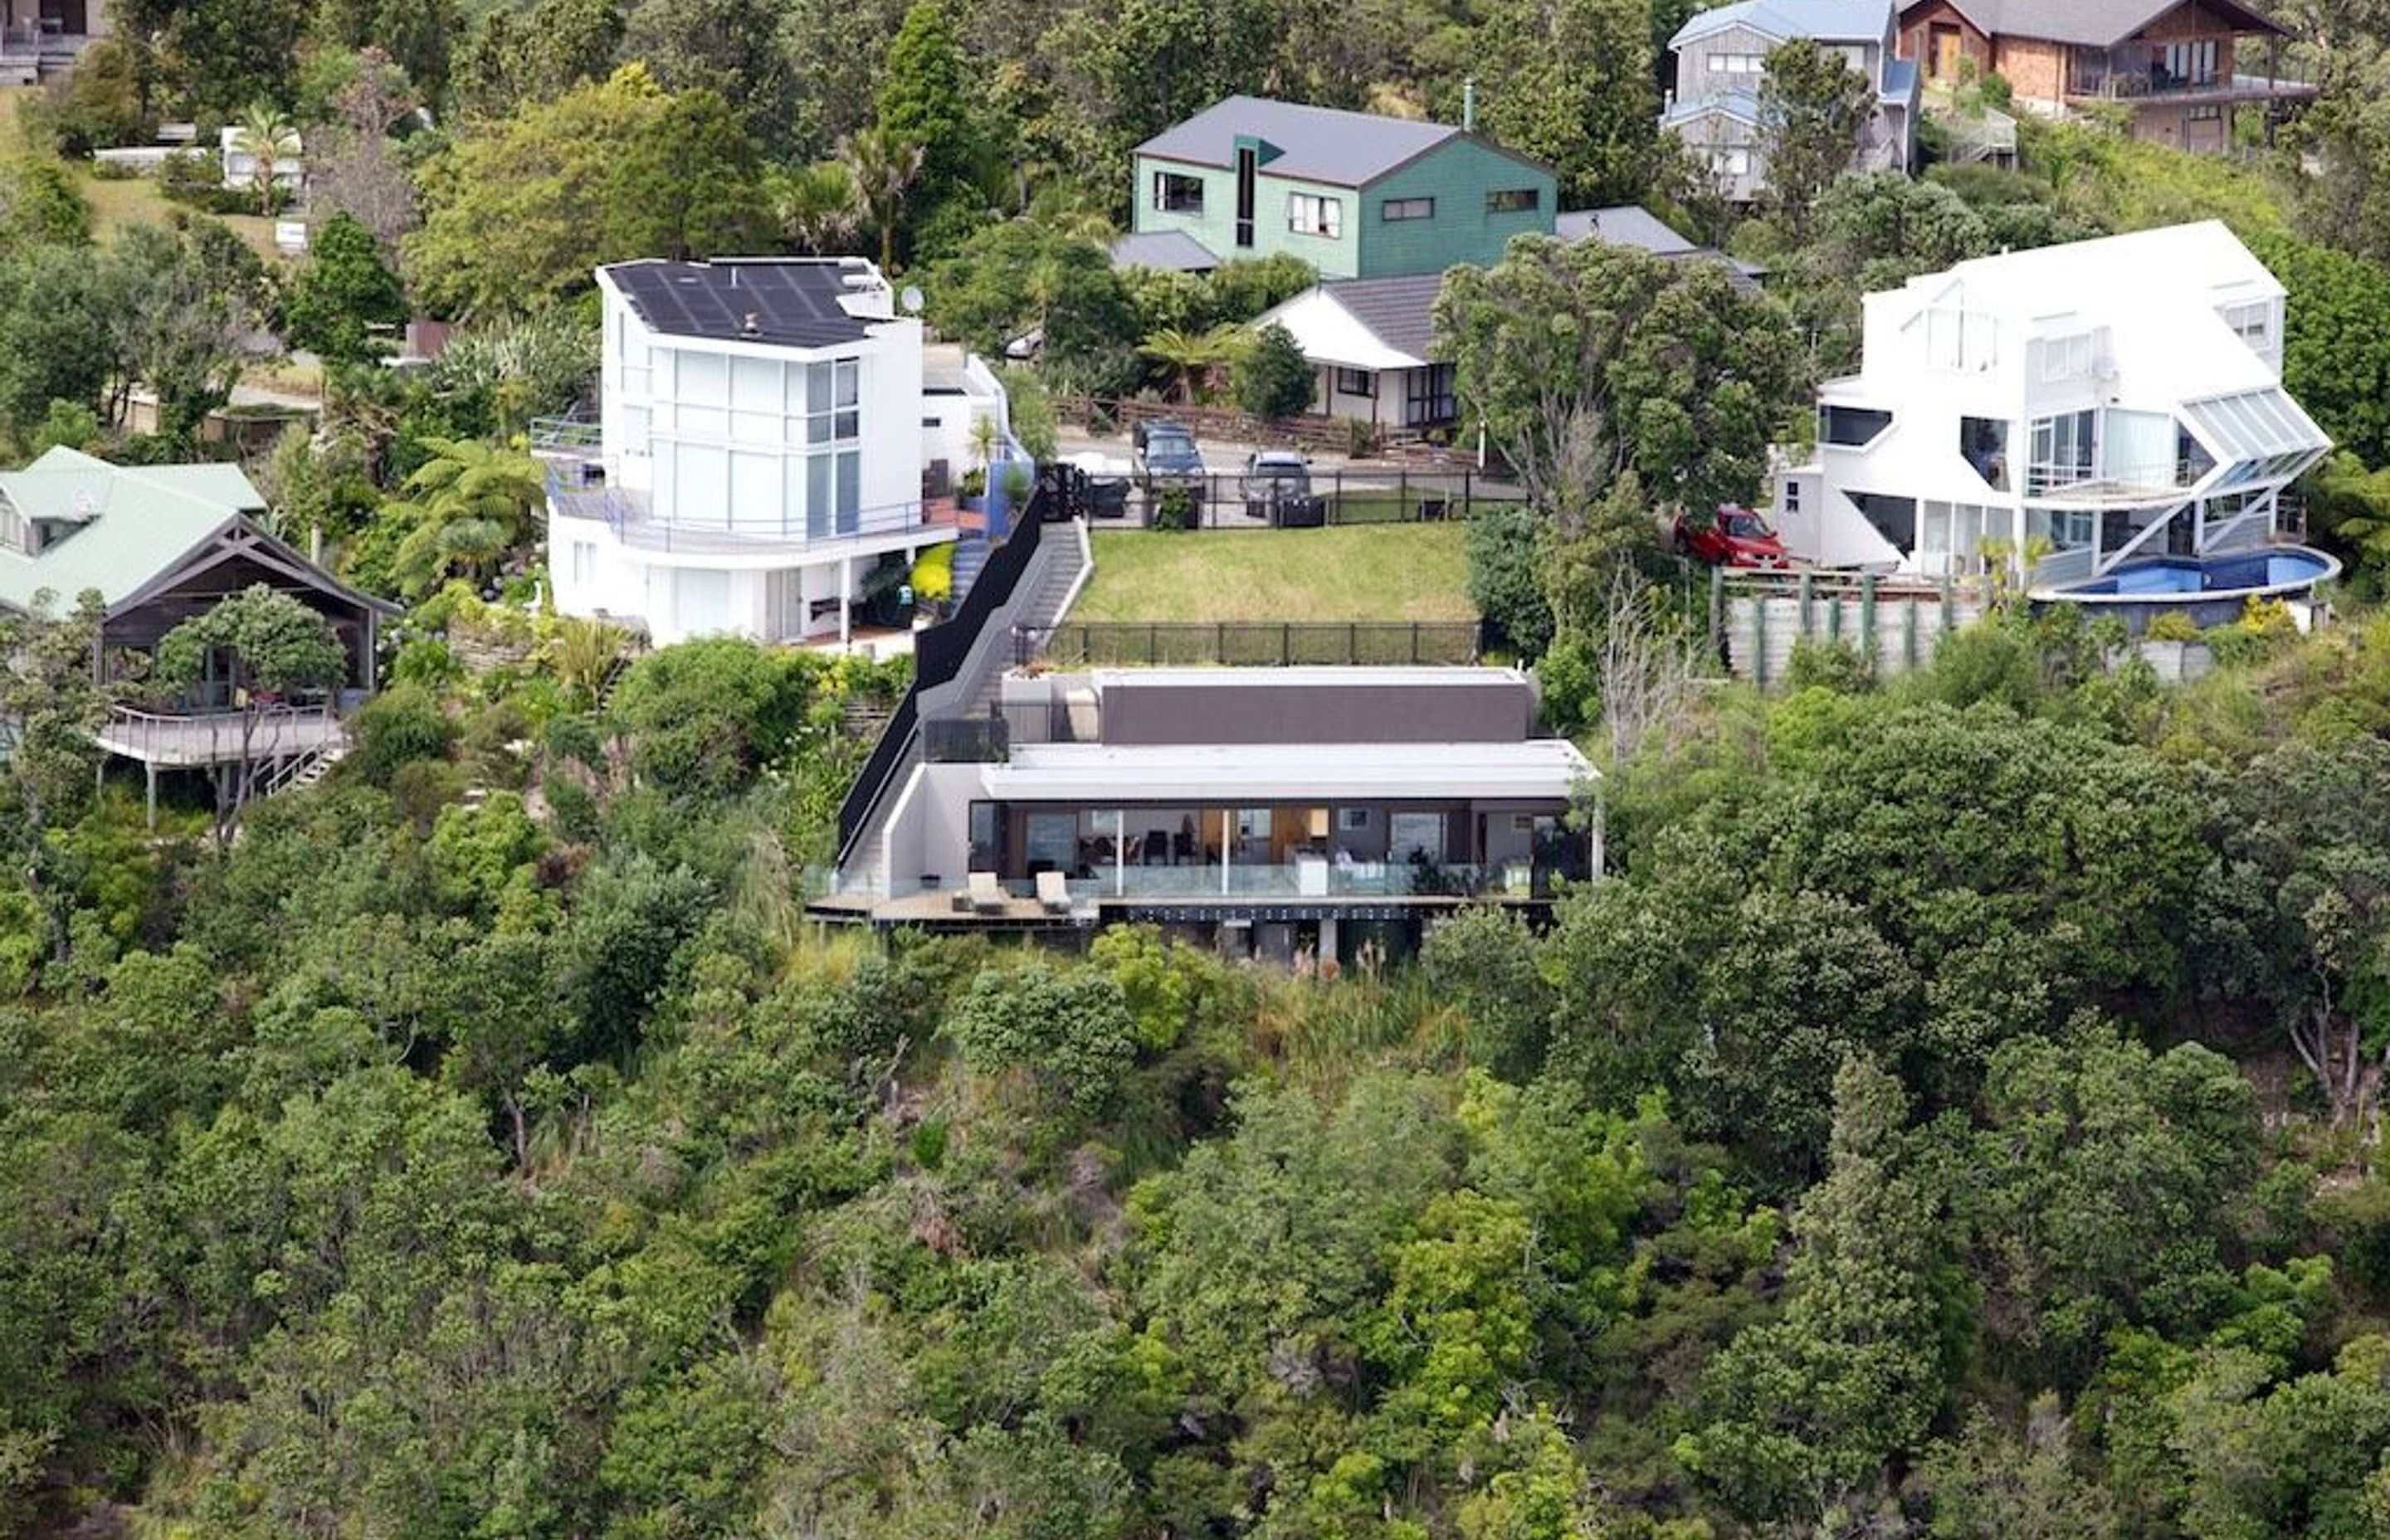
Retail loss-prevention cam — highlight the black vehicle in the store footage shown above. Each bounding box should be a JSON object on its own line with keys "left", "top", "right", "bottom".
{"left": 1240, "top": 450, "right": 1326, "bottom": 527}
{"left": 1132, "top": 419, "right": 1207, "bottom": 488}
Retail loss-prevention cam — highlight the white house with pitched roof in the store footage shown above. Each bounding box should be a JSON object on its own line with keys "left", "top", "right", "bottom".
{"left": 1774, "top": 221, "right": 2331, "bottom": 582}
{"left": 1665, "top": 0, "right": 1919, "bottom": 201}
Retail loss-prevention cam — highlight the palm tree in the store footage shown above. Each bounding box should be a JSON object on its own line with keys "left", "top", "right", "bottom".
{"left": 838, "top": 126, "right": 924, "bottom": 274}
{"left": 236, "top": 101, "right": 300, "bottom": 217}
{"left": 1139, "top": 323, "right": 1250, "bottom": 404}
{"left": 386, "top": 436, "right": 549, "bottom": 600}
{"left": 770, "top": 162, "right": 862, "bottom": 256}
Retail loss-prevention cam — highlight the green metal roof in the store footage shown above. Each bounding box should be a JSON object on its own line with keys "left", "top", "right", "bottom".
{"left": 0, "top": 447, "right": 266, "bottom": 614}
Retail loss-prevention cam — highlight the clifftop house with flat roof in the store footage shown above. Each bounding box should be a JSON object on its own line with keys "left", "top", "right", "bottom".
{"left": 1126, "top": 95, "right": 1559, "bottom": 280}
{"left": 841, "top": 665, "right": 1599, "bottom": 961}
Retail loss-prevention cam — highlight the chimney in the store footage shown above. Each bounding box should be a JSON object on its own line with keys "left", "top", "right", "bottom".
{"left": 1463, "top": 78, "right": 1477, "bottom": 132}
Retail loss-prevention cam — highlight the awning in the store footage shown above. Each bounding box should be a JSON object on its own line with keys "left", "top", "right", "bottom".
{"left": 982, "top": 740, "right": 1597, "bottom": 804}
{"left": 2180, "top": 387, "right": 2331, "bottom": 468}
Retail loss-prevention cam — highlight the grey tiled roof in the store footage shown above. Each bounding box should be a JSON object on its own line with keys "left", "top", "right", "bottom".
{"left": 1111, "top": 230, "right": 1221, "bottom": 272}
{"left": 1901, "top": 0, "right": 2286, "bottom": 46}
{"left": 1316, "top": 274, "right": 1449, "bottom": 359}
{"left": 1136, "top": 95, "right": 1471, "bottom": 188}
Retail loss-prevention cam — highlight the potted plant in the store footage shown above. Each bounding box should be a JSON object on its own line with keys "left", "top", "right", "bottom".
{"left": 956, "top": 466, "right": 988, "bottom": 509}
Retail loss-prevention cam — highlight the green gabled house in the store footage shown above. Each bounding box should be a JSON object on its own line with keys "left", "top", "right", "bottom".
{"left": 1127, "top": 95, "right": 1558, "bottom": 280}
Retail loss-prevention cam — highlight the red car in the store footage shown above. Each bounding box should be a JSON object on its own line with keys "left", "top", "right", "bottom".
{"left": 1673, "top": 505, "right": 1791, "bottom": 568}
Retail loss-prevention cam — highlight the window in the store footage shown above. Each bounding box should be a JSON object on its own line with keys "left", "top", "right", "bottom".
{"left": 1960, "top": 417, "right": 2011, "bottom": 489}
{"left": 2028, "top": 409, "right": 2097, "bottom": 495}
{"left": 1925, "top": 305, "right": 1998, "bottom": 371}
{"left": 1338, "top": 807, "right": 1371, "bottom": 831}
{"left": 1486, "top": 188, "right": 1541, "bottom": 213}
{"left": 1708, "top": 51, "right": 1764, "bottom": 74}
{"left": 2221, "top": 300, "right": 2273, "bottom": 352}
{"left": 1333, "top": 368, "right": 1375, "bottom": 398}
{"left": 804, "top": 358, "right": 860, "bottom": 444}
{"left": 1781, "top": 479, "right": 1801, "bottom": 512}
{"left": 1846, "top": 492, "right": 1918, "bottom": 553}
{"left": 570, "top": 541, "right": 596, "bottom": 584}
{"left": 2040, "top": 331, "right": 2096, "bottom": 383}
{"left": 2188, "top": 104, "right": 2223, "bottom": 123}
{"left": 1237, "top": 808, "right": 1273, "bottom": 839}
{"left": 1405, "top": 363, "right": 1456, "bottom": 426}
{"left": 1710, "top": 148, "right": 1752, "bottom": 178}
{"left": 1382, "top": 197, "right": 1435, "bottom": 222}
{"left": 2162, "top": 38, "right": 2218, "bottom": 87}
{"left": 1153, "top": 171, "right": 1204, "bottom": 213}
{"left": 1287, "top": 192, "right": 1343, "bottom": 237}
{"left": 1236, "top": 147, "right": 1256, "bottom": 248}
{"left": 1821, "top": 404, "right": 1893, "bottom": 446}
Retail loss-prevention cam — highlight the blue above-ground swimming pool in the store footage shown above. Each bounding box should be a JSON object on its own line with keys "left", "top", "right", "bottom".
{"left": 2036, "top": 545, "right": 2342, "bottom": 633}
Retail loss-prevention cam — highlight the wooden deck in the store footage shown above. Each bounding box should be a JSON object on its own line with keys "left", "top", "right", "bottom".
{"left": 95, "top": 706, "right": 344, "bottom": 768}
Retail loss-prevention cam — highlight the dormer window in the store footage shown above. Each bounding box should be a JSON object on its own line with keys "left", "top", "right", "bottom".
{"left": 2219, "top": 300, "right": 2274, "bottom": 355}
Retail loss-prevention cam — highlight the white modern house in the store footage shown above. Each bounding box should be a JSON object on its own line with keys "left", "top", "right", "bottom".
{"left": 1774, "top": 221, "right": 2332, "bottom": 584}
{"left": 543, "top": 257, "right": 1011, "bottom": 646}
{"left": 1663, "top": 0, "right": 1920, "bottom": 202}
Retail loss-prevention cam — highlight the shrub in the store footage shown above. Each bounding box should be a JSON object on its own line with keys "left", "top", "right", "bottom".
{"left": 351, "top": 680, "right": 456, "bottom": 785}
{"left": 2144, "top": 611, "right": 2203, "bottom": 643}
{"left": 1152, "top": 483, "right": 1197, "bottom": 531}
{"left": 1468, "top": 506, "right": 1554, "bottom": 658}
{"left": 1236, "top": 322, "right": 1315, "bottom": 422}
{"left": 944, "top": 959, "right": 1139, "bottom": 1114}
{"left": 1786, "top": 637, "right": 1875, "bottom": 693}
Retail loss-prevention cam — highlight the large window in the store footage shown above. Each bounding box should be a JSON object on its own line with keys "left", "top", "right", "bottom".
{"left": 1405, "top": 363, "right": 1456, "bottom": 426}
{"left": 2162, "top": 38, "right": 2218, "bottom": 87}
{"left": 2028, "top": 409, "right": 2097, "bottom": 495}
{"left": 1846, "top": 492, "right": 1917, "bottom": 553}
{"left": 1709, "top": 147, "right": 1752, "bottom": 178}
{"left": 1287, "top": 192, "right": 1343, "bottom": 238}
{"left": 1382, "top": 196, "right": 1435, "bottom": 222}
{"left": 1153, "top": 171, "right": 1204, "bottom": 213}
{"left": 1708, "top": 51, "right": 1764, "bottom": 74}
{"left": 1486, "top": 188, "right": 1541, "bottom": 213}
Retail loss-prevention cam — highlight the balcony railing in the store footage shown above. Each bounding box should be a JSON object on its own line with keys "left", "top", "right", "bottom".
{"left": 1029, "top": 856, "right": 1578, "bottom": 903}
{"left": 2024, "top": 459, "right": 2201, "bottom": 504}
{"left": 2066, "top": 46, "right": 2316, "bottom": 103}
{"left": 550, "top": 481, "right": 958, "bottom": 556}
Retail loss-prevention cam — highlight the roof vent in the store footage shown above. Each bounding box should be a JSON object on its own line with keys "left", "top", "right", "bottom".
{"left": 740, "top": 312, "right": 761, "bottom": 339}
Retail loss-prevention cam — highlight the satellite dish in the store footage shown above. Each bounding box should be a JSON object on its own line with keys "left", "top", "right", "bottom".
{"left": 900, "top": 285, "right": 924, "bottom": 314}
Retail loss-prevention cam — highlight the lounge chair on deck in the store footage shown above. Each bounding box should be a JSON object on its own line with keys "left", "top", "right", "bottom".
{"left": 968, "top": 870, "right": 1007, "bottom": 914}
{"left": 1036, "top": 870, "right": 1072, "bottom": 914}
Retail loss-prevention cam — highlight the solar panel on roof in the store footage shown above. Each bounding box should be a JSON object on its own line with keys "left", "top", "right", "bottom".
{"left": 608, "top": 261, "right": 882, "bottom": 348}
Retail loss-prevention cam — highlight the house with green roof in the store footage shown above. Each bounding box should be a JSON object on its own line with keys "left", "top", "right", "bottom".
{"left": 0, "top": 447, "right": 394, "bottom": 819}
{"left": 1126, "top": 95, "right": 1559, "bottom": 280}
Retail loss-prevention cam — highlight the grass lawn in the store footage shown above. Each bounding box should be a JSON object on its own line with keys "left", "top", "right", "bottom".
{"left": 1075, "top": 524, "right": 1475, "bottom": 624}
{"left": 75, "top": 164, "right": 288, "bottom": 263}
